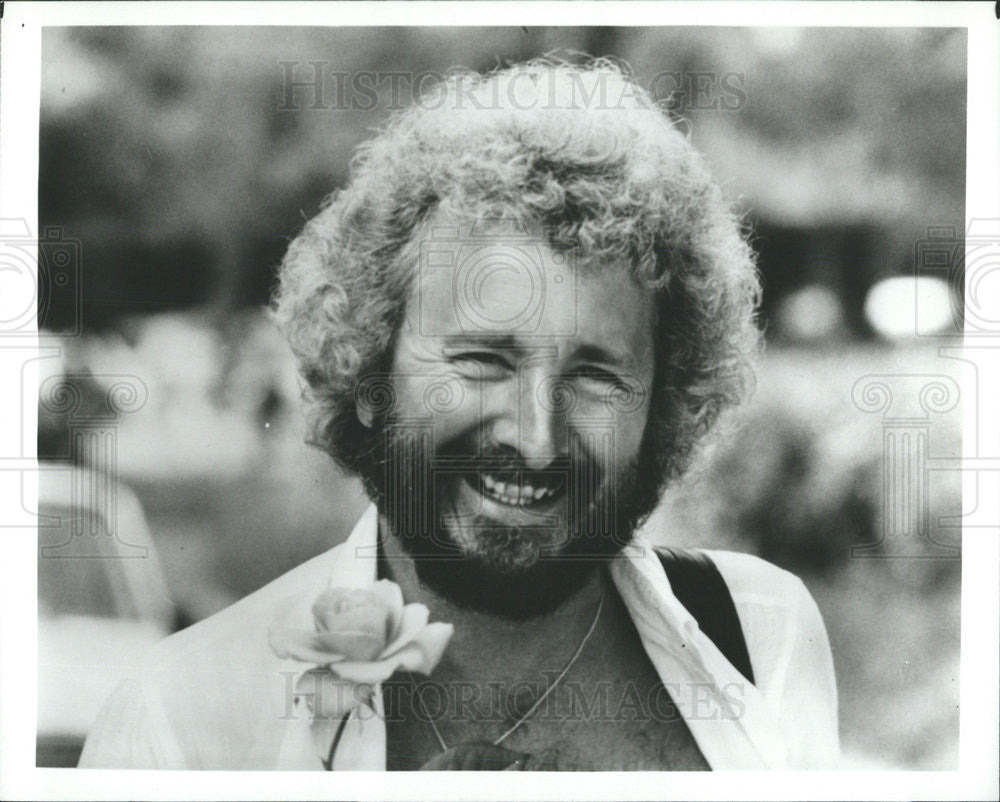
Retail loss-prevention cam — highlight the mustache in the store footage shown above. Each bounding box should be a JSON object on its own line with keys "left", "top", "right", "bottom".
{"left": 422, "top": 443, "right": 588, "bottom": 485}
{"left": 373, "top": 425, "right": 618, "bottom": 505}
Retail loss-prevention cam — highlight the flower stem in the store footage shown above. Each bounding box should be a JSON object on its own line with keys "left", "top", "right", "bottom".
{"left": 321, "top": 711, "right": 352, "bottom": 771}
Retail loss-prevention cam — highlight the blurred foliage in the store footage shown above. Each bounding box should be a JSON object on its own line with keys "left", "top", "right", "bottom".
{"left": 655, "top": 345, "right": 962, "bottom": 582}
{"left": 40, "top": 26, "right": 965, "bottom": 332}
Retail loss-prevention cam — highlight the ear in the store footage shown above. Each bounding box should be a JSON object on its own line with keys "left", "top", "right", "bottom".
{"left": 357, "top": 404, "right": 374, "bottom": 428}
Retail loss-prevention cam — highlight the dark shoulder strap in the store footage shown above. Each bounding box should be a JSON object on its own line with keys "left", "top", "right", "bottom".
{"left": 656, "top": 547, "right": 755, "bottom": 685}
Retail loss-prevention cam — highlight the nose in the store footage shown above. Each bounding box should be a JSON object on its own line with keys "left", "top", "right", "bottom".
{"left": 490, "top": 367, "right": 567, "bottom": 469}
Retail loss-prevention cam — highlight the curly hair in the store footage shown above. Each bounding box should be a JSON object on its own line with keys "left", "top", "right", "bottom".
{"left": 272, "top": 58, "right": 762, "bottom": 492}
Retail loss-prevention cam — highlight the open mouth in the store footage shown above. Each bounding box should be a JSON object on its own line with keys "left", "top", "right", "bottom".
{"left": 466, "top": 470, "right": 566, "bottom": 508}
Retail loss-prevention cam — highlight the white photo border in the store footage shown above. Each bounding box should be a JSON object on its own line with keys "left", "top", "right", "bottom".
{"left": 1, "top": 2, "right": 997, "bottom": 800}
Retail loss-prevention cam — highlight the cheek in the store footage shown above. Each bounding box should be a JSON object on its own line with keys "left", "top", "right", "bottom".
{"left": 630, "top": 410, "right": 653, "bottom": 458}
{"left": 614, "top": 410, "right": 650, "bottom": 462}
{"left": 393, "top": 376, "right": 485, "bottom": 443}
{"left": 572, "top": 404, "right": 650, "bottom": 469}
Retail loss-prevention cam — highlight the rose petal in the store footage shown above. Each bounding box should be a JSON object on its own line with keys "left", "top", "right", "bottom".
{"left": 269, "top": 627, "right": 347, "bottom": 665}
{"left": 332, "top": 645, "right": 420, "bottom": 684}
{"left": 329, "top": 655, "right": 400, "bottom": 685}
{"left": 294, "top": 668, "right": 370, "bottom": 720}
{"left": 311, "top": 588, "right": 392, "bottom": 654}
{"left": 368, "top": 579, "right": 404, "bottom": 641}
{"left": 316, "top": 630, "right": 384, "bottom": 662}
{"left": 332, "top": 622, "right": 454, "bottom": 683}
{"left": 380, "top": 603, "right": 430, "bottom": 657}
{"left": 401, "top": 621, "right": 453, "bottom": 674}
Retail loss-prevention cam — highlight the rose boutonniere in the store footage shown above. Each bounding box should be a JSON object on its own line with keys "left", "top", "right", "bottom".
{"left": 269, "top": 579, "right": 453, "bottom": 769}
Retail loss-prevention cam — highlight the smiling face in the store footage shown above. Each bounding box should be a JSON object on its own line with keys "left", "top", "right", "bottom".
{"left": 367, "top": 223, "right": 661, "bottom": 618}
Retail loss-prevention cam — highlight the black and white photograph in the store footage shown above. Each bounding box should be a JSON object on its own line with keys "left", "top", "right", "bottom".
{"left": 1, "top": 2, "right": 998, "bottom": 799}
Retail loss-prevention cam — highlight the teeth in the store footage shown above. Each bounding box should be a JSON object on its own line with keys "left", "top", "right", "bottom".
{"left": 477, "top": 473, "right": 558, "bottom": 506}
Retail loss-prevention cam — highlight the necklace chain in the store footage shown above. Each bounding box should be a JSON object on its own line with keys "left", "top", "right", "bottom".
{"left": 411, "top": 585, "right": 606, "bottom": 752}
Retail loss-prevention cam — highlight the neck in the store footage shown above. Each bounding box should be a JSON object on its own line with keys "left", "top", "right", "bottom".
{"left": 378, "top": 515, "right": 608, "bottom": 681}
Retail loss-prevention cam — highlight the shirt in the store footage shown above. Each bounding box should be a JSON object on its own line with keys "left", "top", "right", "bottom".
{"left": 78, "top": 504, "right": 839, "bottom": 770}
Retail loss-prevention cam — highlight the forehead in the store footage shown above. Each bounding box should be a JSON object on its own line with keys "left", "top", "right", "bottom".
{"left": 407, "top": 223, "right": 656, "bottom": 363}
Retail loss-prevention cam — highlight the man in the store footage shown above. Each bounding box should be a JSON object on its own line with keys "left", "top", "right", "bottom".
{"left": 80, "top": 60, "right": 838, "bottom": 770}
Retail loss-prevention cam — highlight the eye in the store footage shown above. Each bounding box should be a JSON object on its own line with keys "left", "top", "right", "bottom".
{"left": 571, "top": 365, "right": 625, "bottom": 387}
{"left": 455, "top": 352, "right": 510, "bottom": 366}
{"left": 451, "top": 352, "right": 512, "bottom": 376}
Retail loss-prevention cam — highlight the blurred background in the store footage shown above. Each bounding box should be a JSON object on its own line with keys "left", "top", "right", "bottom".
{"left": 35, "top": 26, "right": 966, "bottom": 769}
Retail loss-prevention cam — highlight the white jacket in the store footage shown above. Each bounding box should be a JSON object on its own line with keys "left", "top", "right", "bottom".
{"left": 79, "top": 505, "right": 839, "bottom": 770}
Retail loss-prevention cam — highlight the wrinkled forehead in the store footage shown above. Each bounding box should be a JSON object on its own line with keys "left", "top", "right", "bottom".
{"left": 396, "top": 206, "right": 637, "bottom": 290}
{"left": 397, "top": 209, "right": 656, "bottom": 366}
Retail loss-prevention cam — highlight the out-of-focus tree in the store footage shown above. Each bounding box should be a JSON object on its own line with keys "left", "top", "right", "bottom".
{"left": 40, "top": 27, "right": 965, "bottom": 332}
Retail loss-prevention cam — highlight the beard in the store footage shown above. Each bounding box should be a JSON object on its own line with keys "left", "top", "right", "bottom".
{"left": 364, "top": 419, "right": 665, "bottom": 620}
